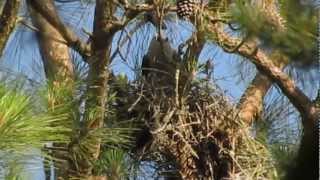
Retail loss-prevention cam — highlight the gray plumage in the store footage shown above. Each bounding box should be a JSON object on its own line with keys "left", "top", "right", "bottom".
{"left": 142, "top": 37, "right": 177, "bottom": 80}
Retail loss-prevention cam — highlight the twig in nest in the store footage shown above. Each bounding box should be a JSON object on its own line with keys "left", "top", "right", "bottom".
{"left": 150, "top": 108, "right": 176, "bottom": 134}
{"left": 172, "top": 130, "right": 199, "bottom": 159}
{"left": 175, "top": 68, "right": 180, "bottom": 106}
{"left": 128, "top": 84, "right": 144, "bottom": 112}
{"left": 177, "top": 121, "right": 201, "bottom": 128}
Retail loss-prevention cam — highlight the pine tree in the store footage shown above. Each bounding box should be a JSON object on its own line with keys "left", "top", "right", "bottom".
{"left": 0, "top": 0, "right": 318, "bottom": 179}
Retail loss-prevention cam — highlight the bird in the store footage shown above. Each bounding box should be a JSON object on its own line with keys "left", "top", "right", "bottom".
{"left": 141, "top": 36, "right": 177, "bottom": 83}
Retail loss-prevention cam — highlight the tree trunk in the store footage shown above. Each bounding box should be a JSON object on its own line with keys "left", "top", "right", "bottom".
{"left": 26, "top": 0, "right": 91, "bottom": 59}
{"left": 27, "top": 0, "right": 73, "bottom": 83}
{"left": 75, "top": 0, "right": 117, "bottom": 178}
{"left": 285, "top": 119, "right": 318, "bottom": 180}
{"left": 238, "top": 73, "right": 272, "bottom": 124}
{"left": 0, "top": 0, "right": 21, "bottom": 57}
{"left": 27, "top": 0, "right": 74, "bottom": 179}
{"left": 286, "top": 91, "right": 319, "bottom": 180}
{"left": 238, "top": 58, "right": 287, "bottom": 125}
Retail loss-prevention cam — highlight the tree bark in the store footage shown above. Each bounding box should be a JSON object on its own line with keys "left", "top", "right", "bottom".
{"left": 0, "top": 0, "right": 21, "bottom": 57}
{"left": 286, "top": 89, "right": 319, "bottom": 180}
{"left": 27, "top": 0, "right": 133, "bottom": 178}
{"left": 285, "top": 120, "right": 318, "bottom": 180}
{"left": 27, "top": 0, "right": 74, "bottom": 179}
{"left": 238, "top": 58, "right": 287, "bottom": 125}
{"left": 75, "top": 0, "right": 118, "bottom": 178}
{"left": 27, "top": 0, "right": 73, "bottom": 83}
{"left": 26, "top": 0, "right": 91, "bottom": 59}
{"left": 238, "top": 73, "right": 272, "bottom": 124}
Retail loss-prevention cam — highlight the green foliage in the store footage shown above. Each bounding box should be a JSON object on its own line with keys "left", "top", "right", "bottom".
{"left": 0, "top": 81, "right": 72, "bottom": 178}
{"left": 42, "top": 79, "right": 134, "bottom": 172}
{"left": 94, "top": 149, "right": 129, "bottom": 179}
{"left": 0, "top": 0, "right": 317, "bottom": 179}
{"left": 2, "top": 159, "right": 24, "bottom": 180}
{"left": 276, "top": 0, "right": 317, "bottom": 65}
{"left": 254, "top": 93, "right": 302, "bottom": 179}
{"left": 231, "top": 0, "right": 317, "bottom": 66}
{"left": 0, "top": 84, "right": 71, "bottom": 153}
{"left": 269, "top": 143, "right": 297, "bottom": 179}
{"left": 0, "top": 77, "right": 134, "bottom": 177}
{"left": 231, "top": 0, "right": 277, "bottom": 35}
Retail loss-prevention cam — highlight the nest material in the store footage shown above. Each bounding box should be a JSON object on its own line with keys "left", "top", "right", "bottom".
{"left": 108, "top": 71, "right": 277, "bottom": 179}
{"left": 138, "top": 79, "right": 277, "bottom": 179}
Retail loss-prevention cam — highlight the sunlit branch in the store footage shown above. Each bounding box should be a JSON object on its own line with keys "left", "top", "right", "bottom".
{"left": 210, "top": 20, "right": 318, "bottom": 128}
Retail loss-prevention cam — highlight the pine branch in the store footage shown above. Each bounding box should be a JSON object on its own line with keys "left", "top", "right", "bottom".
{"left": 210, "top": 22, "right": 318, "bottom": 128}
